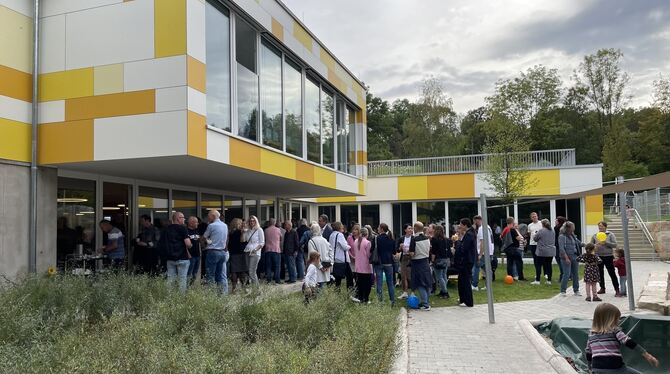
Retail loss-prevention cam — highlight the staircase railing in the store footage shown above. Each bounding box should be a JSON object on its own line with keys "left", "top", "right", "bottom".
{"left": 630, "top": 208, "right": 655, "bottom": 248}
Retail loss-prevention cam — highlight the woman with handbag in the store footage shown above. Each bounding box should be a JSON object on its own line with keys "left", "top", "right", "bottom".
{"left": 350, "top": 227, "right": 373, "bottom": 303}
{"left": 244, "top": 216, "right": 265, "bottom": 286}
{"left": 430, "top": 224, "right": 452, "bottom": 299}
{"left": 329, "top": 222, "right": 353, "bottom": 290}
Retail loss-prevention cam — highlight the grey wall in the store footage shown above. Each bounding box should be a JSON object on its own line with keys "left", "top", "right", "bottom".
{"left": 0, "top": 162, "right": 57, "bottom": 279}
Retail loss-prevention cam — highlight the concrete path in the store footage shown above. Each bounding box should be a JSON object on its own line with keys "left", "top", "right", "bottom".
{"left": 405, "top": 261, "right": 670, "bottom": 374}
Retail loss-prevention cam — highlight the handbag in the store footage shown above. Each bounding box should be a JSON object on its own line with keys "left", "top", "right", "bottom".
{"left": 331, "top": 233, "right": 348, "bottom": 278}
{"left": 369, "top": 236, "right": 380, "bottom": 265}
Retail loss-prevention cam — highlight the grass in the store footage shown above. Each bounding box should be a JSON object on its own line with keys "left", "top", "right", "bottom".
{"left": 376, "top": 264, "right": 585, "bottom": 308}
{"left": 0, "top": 274, "right": 399, "bottom": 374}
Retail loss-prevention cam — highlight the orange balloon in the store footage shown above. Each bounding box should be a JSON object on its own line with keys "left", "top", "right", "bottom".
{"left": 504, "top": 275, "right": 514, "bottom": 284}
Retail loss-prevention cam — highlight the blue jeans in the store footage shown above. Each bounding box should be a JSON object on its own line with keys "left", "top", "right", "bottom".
{"left": 187, "top": 256, "right": 200, "bottom": 280}
{"left": 206, "top": 250, "right": 229, "bottom": 294}
{"left": 284, "top": 253, "right": 297, "bottom": 282}
{"left": 472, "top": 260, "right": 481, "bottom": 287}
{"left": 295, "top": 252, "right": 305, "bottom": 280}
{"left": 167, "top": 259, "right": 190, "bottom": 293}
{"left": 265, "top": 252, "right": 281, "bottom": 283}
{"left": 619, "top": 276, "right": 627, "bottom": 295}
{"left": 374, "top": 264, "right": 395, "bottom": 303}
{"left": 417, "top": 286, "right": 430, "bottom": 306}
{"left": 560, "top": 255, "right": 579, "bottom": 293}
{"left": 434, "top": 267, "right": 448, "bottom": 294}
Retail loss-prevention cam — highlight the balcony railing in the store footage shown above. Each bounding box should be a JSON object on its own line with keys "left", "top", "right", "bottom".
{"left": 367, "top": 149, "right": 576, "bottom": 177}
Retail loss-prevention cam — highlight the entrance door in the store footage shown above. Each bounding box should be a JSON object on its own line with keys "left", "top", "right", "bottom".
{"left": 102, "top": 182, "right": 132, "bottom": 267}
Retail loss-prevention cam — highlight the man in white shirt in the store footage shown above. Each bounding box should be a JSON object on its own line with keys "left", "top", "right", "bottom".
{"left": 472, "top": 215, "right": 496, "bottom": 290}
{"left": 527, "top": 212, "right": 543, "bottom": 285}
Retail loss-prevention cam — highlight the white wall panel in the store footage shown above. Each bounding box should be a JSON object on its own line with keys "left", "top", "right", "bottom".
{"left": 234, "top": 0, "right": 271, "bottom": 30}
{"left": 1, "top": 0, "right": 32, "bottom": 17}
{"left": 357, "top": 177, "right": 398, "bottom": 202}
{"left": 187, "top": 87, "right": 206, "bottom": 116}
{"left": 94, "top": 111, "right": 187, "bottom": 160}
{"left": 186, "top": 0, "right": 205, "bottom": 63}
{"left": 336, "top": 173, "right": 358, "bottom": 194}
{"left": 124, "top": 55, "right": 187, "bottom": 91}
{"left": 258, "top": 0, "right": 292, "bottom": 27}
{"left": 155, "top": 86, "right": 187, "bottom": 112}
{"left": 65, "top": 0, "right": 153, "bottom": 69}
{"left": 42, "top": 0, "right": 121, "bottom": 17}
{"left": 206, "top": 130, "right": 230, "bottom": 164}
{"left": 38, "top": 100, "right": 65, "bottom": 123}
{"left": 560, "top": 167, "right": 603, "bottom": 194}
{"left": 39, "top": 15, "right": 66, "bottom": 73}
{"left": 0, "top": 95, "right": 31, "bottom": 123}
{"left": 379, "top": 203, "right": 393, "bottom": 228}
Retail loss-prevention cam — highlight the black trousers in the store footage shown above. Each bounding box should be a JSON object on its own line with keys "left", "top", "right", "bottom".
{"left": 334, "top": 265, "right": 354, "bottom": 290}
{"left": 598, "top": 255, "right": 619, "bottom": 292}
{"left": 356, "top": 273, "right": 372, "bottom": 302}
{"left": 458, "top": 266, "right": 474, "bottom": 307}
{"left": 535, "top": 257, "right": 553, "bottom": 281}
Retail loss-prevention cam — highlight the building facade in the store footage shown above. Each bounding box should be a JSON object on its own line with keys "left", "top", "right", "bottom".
{"left": 0, "top": 0, "right": 367, "bottom": 278}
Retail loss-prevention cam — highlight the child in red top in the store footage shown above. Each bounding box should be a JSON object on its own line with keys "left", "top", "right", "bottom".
{"left": 613, "top": 248, "right": 627, "bottom": 297}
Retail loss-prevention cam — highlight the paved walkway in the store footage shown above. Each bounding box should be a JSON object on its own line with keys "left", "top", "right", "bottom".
{"left": 405, "top": 261, "right": 670, "bottom": 374}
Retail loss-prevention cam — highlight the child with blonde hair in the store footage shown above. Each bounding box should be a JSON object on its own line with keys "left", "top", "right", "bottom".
{"left": 578, "top": 243, "right": 602, "bottom": 302}
{"left": 586, "top": 303, "right": 658, "bottom": 373}
{"left": 302, "top": 251, "right": 321, "bottom": 303}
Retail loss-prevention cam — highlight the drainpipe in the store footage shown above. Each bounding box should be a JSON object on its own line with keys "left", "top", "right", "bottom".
{"left": 29, "top": 0, "right": 40, "bottom": 273}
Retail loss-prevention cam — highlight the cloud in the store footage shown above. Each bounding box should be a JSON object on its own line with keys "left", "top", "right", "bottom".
{"left": 282, "top": 0, "right": 670, "bottom": 113}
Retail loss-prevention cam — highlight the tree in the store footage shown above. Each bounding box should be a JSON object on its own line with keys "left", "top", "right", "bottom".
{"left": 486, "top": 65, "right": 562, "bottom": 128}
{"left": 480, "top": 117, "right": 537, "bottom": 204}
{"left": 459, "top": 106, "right": 488, "bottom": 154}
{"left": 652, "top": 74, "right": 670, "bottom": 114}
{"left": 602, "top": 118, "right": 648, "bottom": 181}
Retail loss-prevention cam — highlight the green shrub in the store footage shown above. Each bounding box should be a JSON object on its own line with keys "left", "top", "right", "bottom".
{"left": 0, "top": 274, "right": 399, "bottom": 373}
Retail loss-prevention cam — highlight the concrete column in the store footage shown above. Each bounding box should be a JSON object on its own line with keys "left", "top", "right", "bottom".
{"left": 379, "top": 203, "right": 393, "bottom": 229}
{"left": 549, "top": 199, "right": 557, "bottom": 224}
{"left": 513, "top": 200, "right": 519, "bottom": 220}
{"left": 411, "top": 202, "right": 417, "bottom": 224}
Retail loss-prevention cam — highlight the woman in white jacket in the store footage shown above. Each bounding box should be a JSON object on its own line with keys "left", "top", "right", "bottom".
{"left": 244, "top": 215, "right": 265, "bottom": 286}
{"left": 306, "top": 223, "right": 333, "bottom": 287}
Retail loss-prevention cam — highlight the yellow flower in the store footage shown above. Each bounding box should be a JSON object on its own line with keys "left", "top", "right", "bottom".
{"left": 47, "top": 266, "right": 57, "bottom": 276}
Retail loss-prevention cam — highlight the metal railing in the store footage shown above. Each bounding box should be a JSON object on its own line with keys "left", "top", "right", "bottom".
{"left": 367, "top": 149, "right": 576, "bottom": 176}
{"left": 630, "top": 208, "right": 655, "bottom": 247}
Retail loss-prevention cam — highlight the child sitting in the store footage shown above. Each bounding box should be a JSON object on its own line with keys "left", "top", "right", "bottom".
{"left": 303, "top": 251, "right": 321, "bottom": 303}
{"left": 578, "top": 243, "right": 602, "bottom": 302}
{"left": 613, "top": 248, "right": 627, "bottom": 298}
{"left": 586, "top": 303, "right": 659, "bottom": 373}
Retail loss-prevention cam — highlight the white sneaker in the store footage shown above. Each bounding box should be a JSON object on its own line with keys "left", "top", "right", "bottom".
{"left": 397, "top": 292, "right": 408, "bottom": 300}
{"left": 471, "top": 286, "right": 479, "bottom": 291}
{"left": 530, "top": 281, "right": 541, "bottom": 285}
{"left": 480, "top": 286, "right": 486, "bottom": 291}
{"left": 545, "top": 274, "right": 548, "bottom": 280}
{"left": 458, "top": 303, "right": 467, "bottom": 307}
{"left": 559, "top": 292, "right": 567, "bottom": 297}
{"left": 350, "top": 296, "right": 361, "bottom": 303}
{"left": 513, "top": 276, "right": 519, "bottom": 280}
{"left": 546, "top": 281, "right": 552, "bottom": 285}
{"left": 573, "top": 291, "right": 582, "bottom": 296}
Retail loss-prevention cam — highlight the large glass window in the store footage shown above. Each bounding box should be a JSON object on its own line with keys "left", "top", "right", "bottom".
{"left": 336, "top": 98, "right": 348, "bottom": 172}
{"left": 448, "top": 201, "right": 478, "bottom": 227}
{"left": 518, "top": 200, "right": 550, "bottom": 225}
{"left": 201, "top": 193, "right": 222, "bottom": 220}
{"left": 285, "top": 58, "right": 303, "bottom": 157}
{"left": 225, "top": 195, "right": 243, "bottom": 224}
{"left": 340, "top": 204, "right": 359, "bottom": 229}
{"left": 347, "top": 106, "right": 357, "bottom": 175}
{"left": 236, "top": 17, "right": 258, "bottom": 141}
{"left": 260, "top": 40, "right": 282, "bottom": 150}
{"left": 172, "top": 190, "right": 197, "bottom": 220}
{"left": 361, "top": 204, "right": 380, "bottom": 229}
{"left": 392, "top": 202, "right": 412, "bottom": 239}
{"left": 318, "top": 205, "right": 336, "bottom": 224}
{"left": 305, "top": 77, "right": 320, "bottom": 163}
{"left": 417, "top": 201, "right": 445, "bottom": 225}
{"left": 138, "top": 187, "right": 169, "bottom": 230}
{"left": 321, "top": 90, "right": 334, "bottom": 168}
{"left": 57, "top": 178, "right": 96, "bottom": 263}
{"left": 205, "top": 3, "right": 230, "bottom": 131}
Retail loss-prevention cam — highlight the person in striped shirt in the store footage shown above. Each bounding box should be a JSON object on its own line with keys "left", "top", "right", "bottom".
{"left": 586, "top": 303, "right": 659, "bottom": 373}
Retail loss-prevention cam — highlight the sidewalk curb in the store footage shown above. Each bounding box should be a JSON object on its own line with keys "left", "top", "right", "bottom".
{"left": 518, "top": 319, "right": 576, "bottom": 374}
{"left": 391, "top": 307, "right": 409, "bottom": 374}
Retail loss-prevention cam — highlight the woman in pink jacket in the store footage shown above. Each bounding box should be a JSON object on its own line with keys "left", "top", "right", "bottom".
{"left": 350, "top": 227, "right": 373, "bottom": 303}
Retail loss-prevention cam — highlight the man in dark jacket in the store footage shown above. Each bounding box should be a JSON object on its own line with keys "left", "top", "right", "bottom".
{"left": 282, "top": 221, "right": 300, "bottom": 283}
{"left": 319, "top": 214, "right": 333, "bottom": 240}
{"left": 455, "top": 218, "right": 477, "bottom": 307}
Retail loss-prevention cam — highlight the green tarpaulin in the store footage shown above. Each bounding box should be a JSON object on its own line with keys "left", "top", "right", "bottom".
{"left": 536, "top": 315, "right": 670, "bottom": 373}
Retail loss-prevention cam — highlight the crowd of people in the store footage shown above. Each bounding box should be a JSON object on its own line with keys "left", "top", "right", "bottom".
{"left": 91, "top": 208, "right": 632, "bottom": 310}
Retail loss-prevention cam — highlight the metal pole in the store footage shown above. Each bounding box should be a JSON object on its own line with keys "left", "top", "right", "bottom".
{"left": 29, "top": 0, "right": 41, "bottom": 273}
{"left": 480, "top": 193, "right": 495, "bottom": 323}
{"left": 618, "top": 177, "right": 635, "bottom": 311}
{"left": 655, "top": 188, "right": 661, "bottom": 221}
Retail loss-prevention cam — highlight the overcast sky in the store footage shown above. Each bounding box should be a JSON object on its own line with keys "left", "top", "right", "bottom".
{"left": 282, "top": 0, "right": 670, "bottom": 113}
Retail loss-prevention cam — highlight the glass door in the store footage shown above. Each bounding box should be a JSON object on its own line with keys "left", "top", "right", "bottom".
{"left": 102, "top": 182, "right": 132, "bottom": 268}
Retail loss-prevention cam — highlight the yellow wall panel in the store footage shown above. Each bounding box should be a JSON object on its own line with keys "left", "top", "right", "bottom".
{"left": 355, "top": 150, "right": 367, "bottom": 165}
{"left": 426, "top": 174, "right": 474, "bottom": 199}
{"left": 524, "top": 169, "right": 560, "bottom": 196}
{"left": 0, "top": 65, "right": 32, "bottom": 102}
{"left": 358, "top": 179, "right": 366, "bottom": 195}
{"left": 292, "top": 22, "right": 312, "bottom": 51}
{"left": 260, "top": 149, "right": 296, "bottom": 180}
{"left": 229, "top": 138, "right": 260, "bottom": 171}
{"left": 586, "top": 212, "right": 603, "bottom": 226}
{"left": 295, "top": 161, "right": 314, "bottom": 184}
{"left": 187, "top": 111, "right": 206, "bottom": 158}
{"left": 187, "top": 56, "right": 206, "bottom": 93}
{"left": 39, "top": 68, "right": 94, "bottom": 102}
{"left": 65, "top": 90, "right": 155, "bottom": 121}
{"left": 271, "top": 18, "right": 284, "bottom": 42}
{"left": 0, "top": 6, "right": 32, "bottom": 73}
{"left": 315, "top": 196, "right": 356, "bottom": 203}
{"left": 398, "top": 176, "right": 427, "bottom": 200}
{"left": 327, "top": 69, "right": 348, "bottom": 95}
{"left": 155, "top": 0, "right": 187, "bottom": 58}
{"left": 0, "top": 118, "right": 31, "bottom": 162}
{"left": 320, "top": 48, "right": 336, "bottom": 70}
{"left": 38, "top": 120, "right": 94, "bottom": 164}
{"left": 94, "top": 64, "right": 124, "bottom": 95}
{"left": 585, "top": 195, "right": 603, "bottom": 225}
{"left": 314, "top": 166, "right": 336, "bottom": 189}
